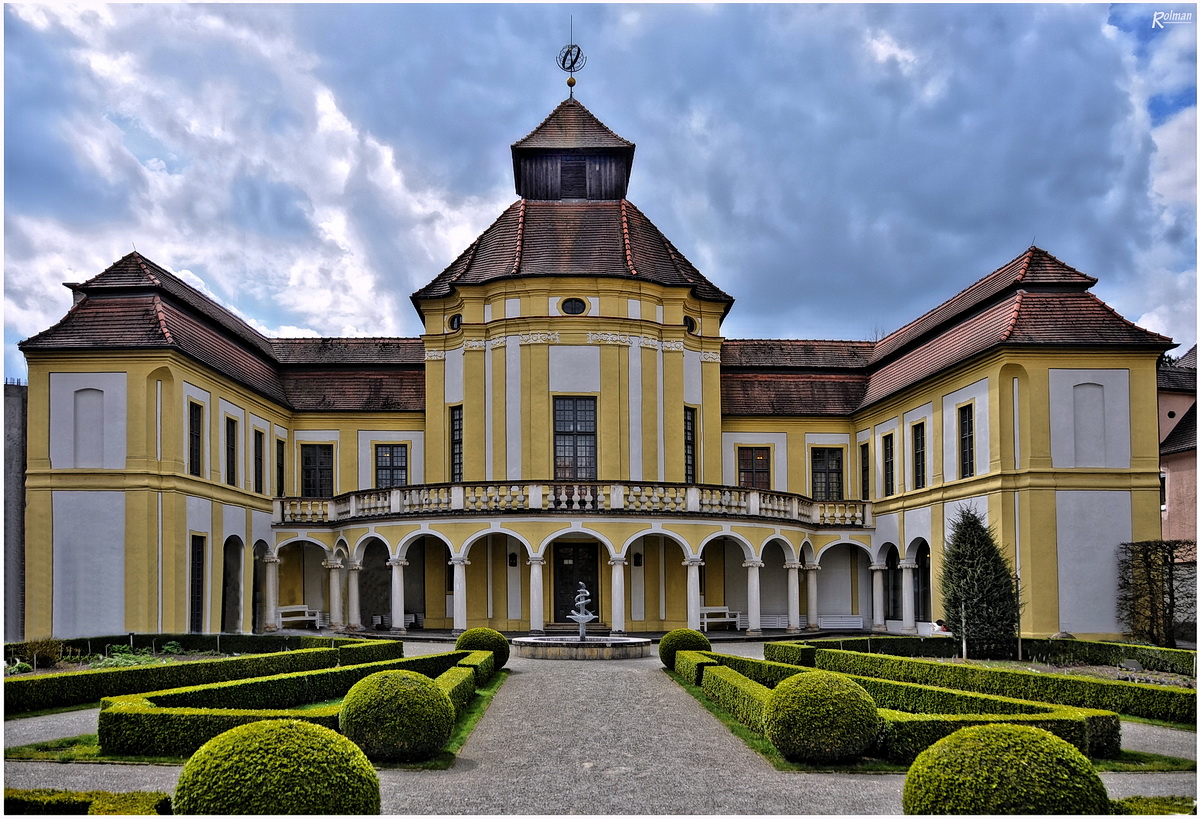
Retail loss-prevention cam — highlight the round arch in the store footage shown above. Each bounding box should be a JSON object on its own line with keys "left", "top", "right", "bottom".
{"left": 763, "top": 535, "right": 800, "bottom": 564}
{"left": 697, "top": 532, "right": 754, "bottom": 561}
{"left": 537, "top": 527, "right": 618, "bottom": 559}
{"left": 461, "top": 528, "right": 536, "bottom": 559}
{"left": 815, "top": 538, "right": 873, "bottom": 564}
{"left": 397, "top": 531, "right": 452, "bottom": 560}
{"left": 619, "top": 528, "right": 694, "bottom": 559}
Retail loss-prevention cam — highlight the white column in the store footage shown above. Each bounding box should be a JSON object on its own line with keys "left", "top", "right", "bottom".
{"left": 743, "top": 559, "right": 764, "bottom": 635}
{"left": 387, "top": 558, "right": 408, "bottom": 633}
{"left": 804, "top": 565, "right": 821, "bottom": 630}
{"left": 450, "top": 556, "right": 469, "bottom": 635}
{"left": 900, "top": 559, "right": 917, "bottom": 634}
{"left": 346, "top": 562, "right": 363, "bottom": 630}
{"left": 528, "top": 555, "right": 545, "bottom": 634}
{"left": 870, "top": 563, "right": 887, "bottom": 632}
{"left": 684, "top": 557, "right": 704, "bottom": 630}
{"left": 263, "top": 555, "right": 280, "bottom": 632}
{"left": 323, "top": 559, "right": 343, "bottom": 629}
{"left": 609, "top": 556, "right": 627, "bottom": 634}
{"left": 784, "top": 561, "right": 802, "bottom": 633}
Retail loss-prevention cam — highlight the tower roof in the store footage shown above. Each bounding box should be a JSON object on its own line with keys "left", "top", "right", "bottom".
{"left": 512, "top": 97, "right": 634, "bottom": 150}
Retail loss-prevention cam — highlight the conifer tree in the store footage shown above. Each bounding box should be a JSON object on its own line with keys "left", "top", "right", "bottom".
{"left": 939, "top": 507, "right": 1020, "bottom": 658}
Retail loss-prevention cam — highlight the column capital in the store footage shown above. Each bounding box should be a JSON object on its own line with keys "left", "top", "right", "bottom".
{"left": 322, "top": 559, "right": 343, "bottom": 570}
{"left": 742, "top": 560, "right": 765, "bottom": 569}
{"left": 783, "top": 561, "right": 803, "bottom": 570}
{"left": 899, "top": 560, "right": 919, "bottom": 570}
{"left": 608, "top": 556, "right": 627, "bottom": 566}
{"left": 683, "top": 557, "right": 705, "bottom": 567}
{"left": 449, "top": 556, "right": 471, "bottom": 567}
{"left": 261, "top": 555, "right": 281, "bottom": 564}
{"left": 528, "top": 555, "right": 546, "bottom": 566}
{"left": 869, "top": 563, "right": 888, "bottom": 572}
{"left": 386, "top": 558, "right": 409, "bottom": 568}
{"left": 346, "top": 562, "right": 362, "bottom": 572}
{"left": 802, "top": 564, "right": 821, "bottom": 572}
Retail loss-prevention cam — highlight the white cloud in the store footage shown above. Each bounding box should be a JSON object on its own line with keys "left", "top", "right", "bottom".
{"left": 1152, "top": 106, "right": 1197, "bottom": 207}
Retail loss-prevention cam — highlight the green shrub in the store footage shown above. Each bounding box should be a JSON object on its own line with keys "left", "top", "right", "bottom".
{"left": 437, "top": 666, "right": 477, "bottom": 717}
{"left": 6, "top": 661, "right": 32, "bottom": 675}
{"left": 339, "top": 670, "right": 455, "bottom": 762}
{"left": 702, "top": 665, "right": 774, "bottom": 730}
{"left": 173, "top": 720, "right": 379, "bottom": 814}
{"left": 455, "top": 650, "right": 496, "bottom": 686}
{"left": 902, "top": 724, "right": 1109, "bottom": 815}
{"left": 454, "top": 628, "right": 510, "bottom": 669}
{"left": 658, "top": 629, "right": 710, "bottom": 670}
{"left": 674, "top": 650, "right": 720, "bottom": 685}
{"left": 4, "top": 787, "right": 171, "bottom": 815}
{"left": 337, "top": 638, "right": 404, "bottom": 667}
{"left": 1110, "top": 795, "right": 1196, "bottom": 815}
{"left": 763, "top": 670, "right": 879, "bottom": 762}
{"left": 159, "top": 641, "right": 184, "bottom": 655}
{"left": 762, "top": 642, "right": 817, "bottom": 666}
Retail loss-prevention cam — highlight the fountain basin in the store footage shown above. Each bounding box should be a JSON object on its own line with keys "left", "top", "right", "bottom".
{"left": 512, "top": 635, "right": 652, "bottom": 660}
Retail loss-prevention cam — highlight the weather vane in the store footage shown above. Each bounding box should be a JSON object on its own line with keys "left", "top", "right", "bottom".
{"left": 557, "top": 16, "right": 586, "bottom": 97}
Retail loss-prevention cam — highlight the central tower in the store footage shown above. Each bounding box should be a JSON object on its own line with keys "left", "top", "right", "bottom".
{"left": 511, "top": 98, "right": 635, "bottom": 200}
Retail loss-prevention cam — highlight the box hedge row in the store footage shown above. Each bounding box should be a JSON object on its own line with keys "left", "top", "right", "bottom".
{"left": 5, "top": 637, "right": 403, "bottom": 715}
{"left": 97, "top": 650, "right": 491, "bottom": 757}
{"left": 681, "top": 651, "right": 1118, "bottom": 761}
{"left": 783, "top": 645, "right": 1196, "bottom": 723}
{"left": 5, "top": 632, "right": 381, "bottom": 662}
{"left": 3, "top": 787, "right": 171, "bottom": 815}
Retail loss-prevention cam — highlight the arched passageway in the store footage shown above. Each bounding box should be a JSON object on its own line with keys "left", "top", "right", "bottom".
{"left": 220, "top": 536, "right": 243, "bottom": 633}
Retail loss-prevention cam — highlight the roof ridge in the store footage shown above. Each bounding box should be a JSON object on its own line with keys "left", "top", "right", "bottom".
{"left": 512, "top": 97, "right": 633, "bottom": 148}
{"left": 135, "top": 253, "right": 162, "bottom": 286}
{"left": 151, "top": 295, "right": 175, "bottom": 345}
{"left": 1077, "top": 290, "right": 1174, "bottom": 344}
{"left": 1000, "top": 290, "right": 1025, "bottom": 341}
{"left": 1014, "top": 247, "right": 1034, "bottom": 283}
{"left": 619, "top": 200, "right": 639, "bottom": 277}
{"left": 511, "top": 199, "right": 527, "bottom": 277}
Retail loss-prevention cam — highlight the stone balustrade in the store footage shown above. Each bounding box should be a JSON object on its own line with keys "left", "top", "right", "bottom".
{"left": 275, "top": 481, "right": 870, "bottom": 528}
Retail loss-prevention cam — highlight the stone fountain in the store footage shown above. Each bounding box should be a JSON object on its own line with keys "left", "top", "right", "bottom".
{"left": 512, "top": 582, "right": 651, "bottom": 660}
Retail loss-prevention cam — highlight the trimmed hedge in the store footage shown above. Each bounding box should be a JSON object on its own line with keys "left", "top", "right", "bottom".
{"left": 803, "top": 646, "right": 1195, "bottom": 723}
{"left": 173, "top": 720, "right": 380, "bottom": 815}
{"left": 336, "top": 639, "right": 405, "bottom": 666}
{"left": 3, "top": 788, "right": 171, "bottom": 815}
{"left": 807, "top": 635, "right": 960, "bottom": 658}
{"left": 340, "top": 671, "right": 456, "bottom": 762}
{"left": 455, "top": 650, "right": 497, "bottom": 687}
{"left": 658, "top": 629, "right": 710, "bottom": 670}
{"left": 764, "top": 670, "right": 879, "bottom": 762}
{"left": 681, "top": 651, "right": 1120, "bottom": 762}
{"left": 902, "top": 724, "right": 1110, "bottom": 815}
{"left": 5, "top": 633, "right": 371, "bottom": 662}
{"left": 455, "top": 628, "right": 510, "bottom": 669}
{"left": 97, "top": 651, "right": 486, "bottom": 757}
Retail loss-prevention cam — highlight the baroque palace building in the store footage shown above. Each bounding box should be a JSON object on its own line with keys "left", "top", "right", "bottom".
{"left": 19, "top": 96, "right": 1174, "bottom": 641}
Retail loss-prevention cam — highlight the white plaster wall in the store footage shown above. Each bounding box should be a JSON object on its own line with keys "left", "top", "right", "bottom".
{"left": 816, "top": 548, "right": 854, "bottom": 614}
{"left": 874, "top": 512, "right": 900, "bottom": 553}
{"left": 444, "top": 347, "right": 464, "bottom": 405}
{"left": 356, "top": 430, "right": 426, "bottom": 489}
{"left": 222, "top": 503, "right": 246, "bottom": 547}
{"left": 52, "top": 490, "right": 126, "bottom": 637}
{"left": 943, "top": 496, "right": 988, "bottom": 544}
{"left": 1049, "top": 369, "right": 1131, "bottom": 469}
{"left": 506, "top": 336, "right": 522, "bottom": 479}
{"left": 722, "top": 433, "right": 789, "bottom": 491}
{"left": 942, "top": 378, "right": 990, "bottom": 481}
{"left": 627, "top": 299, "right": 641, "bottom": 320}
{"left": 549, "top": 346, "right": 601, "bottom": 392}
{"left": 723, "top": 541, "right": 748, "bottom": 611}
{"left": 1055, "top": 490, "right": 1130, "bottom": 634}
{"left": 484, "top": 303, "right": 492, "bottom": 322}
{"left": 760, "top": 541, "right": 789, "bottom": 615}
{"left": 505, "top": 298, "right": 520, "bottom": 318}
{"left": 630, "top": 546, "right": 645, "bottom": 621}
{"left": 683, "top": 350, "right": 702, "bottom": 406}
{"left": 250, "top": 510, "right": 273, "bottom": 550}
{"left": 903, "top": 506, "right": 932, "bottom": 554}
{"left": 49, "top": 372, "right": 127, "bottom": 469}
{"left": 506, "top": 549, "right": 521, "bottom": 619}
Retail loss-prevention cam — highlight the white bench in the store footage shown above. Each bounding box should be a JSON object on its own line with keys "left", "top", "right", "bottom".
{"left": 818, "top": 614, "right": 864, "bottom": 630}
{"left": 699, "top": 606, "right": 743, "bottom": 632}
{"left": 277, "top": 604, "right": 320, "bottom": 629}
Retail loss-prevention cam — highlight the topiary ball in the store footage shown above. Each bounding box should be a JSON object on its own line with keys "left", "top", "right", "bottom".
{"left": 339, "top": 670, "right": 455, "bottom": 762}
{"left": 902, "top": 724, "right": 1109, "bottom": 815}
{"left": 455, "top": 627, "right": 510, "bottom": 669}
{"left": 658, "top": 628, "right": 711, "bottom": 670}
{"left": 173, "top": 719, "right": 379, "bottom": 815}
{"left": 763, "top": 670, "right": 879, "bottom": 762}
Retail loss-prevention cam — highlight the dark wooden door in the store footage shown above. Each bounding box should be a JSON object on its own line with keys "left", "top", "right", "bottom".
{"left": 553, "top": 542, "right": 600, "bottom": 622}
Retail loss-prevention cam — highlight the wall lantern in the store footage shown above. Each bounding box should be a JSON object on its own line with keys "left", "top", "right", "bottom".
{"left": 508, "top": 553, "right": 518, "bottom": 567}
{"left": 632, "top": 552, "right": 643, "bottom": 567}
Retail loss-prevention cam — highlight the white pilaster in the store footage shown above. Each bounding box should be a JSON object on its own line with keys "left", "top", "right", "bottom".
{"left": 804, "top": 565, "right": 821, "bottom": 630}
{"left": 387, "top": 558, "right": 408, "bottom": 633}
{"left": 450, "top": 557, "right": 469, "bottom": 635}
{"left": 900, "top": 560, "right": 917, "bottom": 634}
{"left": 263, "top": 555, "right": 280, "bottom": 631}
{"left": 684, "top": 557, "right": 704, "bottom": 630}
{"left": 323, "top": 559, "right": 343, "bottom": 629}
{"left": 870, "top": 563, "right": 887, "bottom": 632}
{"left": 784, "top": 561, "right": 802, "bottom": 633}
{"left": 528, "top": 555, "right": 545, "bottom": 634}
{"left": 609, "top": 556, "right": 627, "bottom": 634}
{"left": 346, "top": 563, "right": 362, "bottom": 630}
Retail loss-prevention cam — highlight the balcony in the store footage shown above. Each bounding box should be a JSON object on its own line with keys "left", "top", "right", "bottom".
{"left": 274, "top": 481, "right": 871, "bottom": 529}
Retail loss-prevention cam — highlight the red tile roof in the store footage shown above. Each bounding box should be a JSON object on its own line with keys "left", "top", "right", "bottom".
{"left": 721, "top": 372, "right": 868, "bottom": 416}
{"left": 272, "top": 337, "right": 424, "bottom": 365}
{"left": 282, "top": 369, "right": 425, "bottom": 412}
{"left": 722, "top": 339, "right": 874, "bottom": 369}
{"left": 512, "top": 98, "right": 634, "bottom": 150}
{"left": 1161, "top": 402, "right": 1196, "bottom": 456}
{"left": 412, "top": 199, "right": 732, "bottom": 308}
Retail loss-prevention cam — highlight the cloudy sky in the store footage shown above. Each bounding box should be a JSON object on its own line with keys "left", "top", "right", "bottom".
{"left": 4, "top": 3, "right": 1196, "bottom": 379}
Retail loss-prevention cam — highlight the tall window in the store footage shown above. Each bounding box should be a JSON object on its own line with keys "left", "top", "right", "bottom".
{"left": 188, "top": 402, "right": 203, "bottom": 477}
{"left": 912, "top": 422, "right": 927, "bottom": 490}
{"left": 883, "top": 434, "right": 895, "bottom": 496}
{"left": 300, "top": 444, "right": 334, "bottom": 497}
{"left": 189, "top": 535, "right": 205, "bottom": 633}
{"left": 253, "top": 430, "right": 264, "bottom": 494}
{"left": 811, "top": 448, "right": 843, "bottom": 500}
{"left": 449, "top": 406, "right": 464, "bottom": 482}
{"left": 276, "top": 439, "right": 285, "bottom": 496}
{"left": 860, "top": 442, "right": 870, "bottom": 501}
{"left": 683, "top": 407, "right": 697, "bottom": 484}
{"left": 738, "top": 447, "right": 771, "bottom": 489}
{"left": 554, "top": 397, "right": 597, "bottom": 480}
{"left": 376, "top": 444, "right": 409, "bottom": 488}
{"left": 225, "top": 417, "right": 238, "bottom": 482}
{"left": 959, "top": 404, "right": 975, "bottom": 479}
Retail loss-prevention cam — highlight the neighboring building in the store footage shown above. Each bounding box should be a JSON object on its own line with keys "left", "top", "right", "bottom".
{"left": 18, "top": 97, "right": 1173, "bottom": 641}
{"left": 1158, "top": 345, "right": 1196, "bottom": 542}
{"left": 5, "top": 382, "right": 27, "bottom": 642}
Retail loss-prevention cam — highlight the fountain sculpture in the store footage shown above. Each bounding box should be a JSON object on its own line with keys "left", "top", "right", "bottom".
{"left": 567, "top": 582, "right": 597, "bottom": 640}
{"left": 511, "top": 581, "right": 651, "bottom": 660}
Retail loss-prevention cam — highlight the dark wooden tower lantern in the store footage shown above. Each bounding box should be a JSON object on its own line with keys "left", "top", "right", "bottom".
{"left": 511, "top": 98, "right": 636, "bottom": 201}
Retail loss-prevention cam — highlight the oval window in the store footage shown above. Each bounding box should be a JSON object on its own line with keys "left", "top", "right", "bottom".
{"left": 684, "top": 316, "right": 697, "bottom": 334}
{"left": 562, "top": 298, "right": 587, "bottom": 315}
{"left": 448, "top": 313, "right": 462, "bottom": 331}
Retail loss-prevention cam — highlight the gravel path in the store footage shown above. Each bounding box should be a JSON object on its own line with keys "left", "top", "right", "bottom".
{"left": 3, "top": 640, "right": 1195, "bottom": 814}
